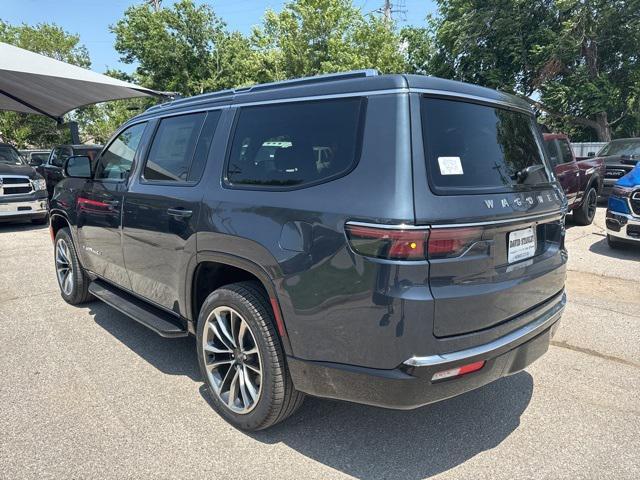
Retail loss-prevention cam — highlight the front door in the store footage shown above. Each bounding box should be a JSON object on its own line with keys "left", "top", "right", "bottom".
{"left": 122, "top": 111, "right": 220, "bottom": 313}
{"left": 76, "top": 122, "right": 148, "bottom": 289}
{"left": 550, "top": 139, "right": 580, "bottom": 206}
{"left": 43, "top": 146, "right": 71, "bottom": 197}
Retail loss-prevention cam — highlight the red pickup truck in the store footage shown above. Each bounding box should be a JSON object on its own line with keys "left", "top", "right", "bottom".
{"left": 544, "top": 133, "right": 605, "bottom": 225}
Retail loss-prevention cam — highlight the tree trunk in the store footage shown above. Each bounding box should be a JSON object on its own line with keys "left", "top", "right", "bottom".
{"left": 594, "top": 112, "right": 611, "bottom": 142}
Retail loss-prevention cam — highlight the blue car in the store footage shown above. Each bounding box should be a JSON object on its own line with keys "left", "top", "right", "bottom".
{"left": 606, "top": 162, "right": 640, "bottom": 247}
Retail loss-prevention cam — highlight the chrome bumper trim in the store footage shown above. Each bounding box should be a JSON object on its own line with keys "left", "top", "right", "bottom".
{"left": 0, "top": 199, "right": 48, "bottom": 217}
{"left": 607, "top": 211, "right": 640, "bottom": 242}
{"left": 403, "top": 292, "right": 566, "bottom": 367}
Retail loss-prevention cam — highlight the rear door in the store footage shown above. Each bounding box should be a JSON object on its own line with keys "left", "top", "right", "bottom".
{"left": 412, "top": 95, "right": 566, "bottom": 338}
{"left": 122, "top": 110, "right": 221, "bottom": 313}
{"left": 76, "top": 123, "right": 148, "bottom": 289}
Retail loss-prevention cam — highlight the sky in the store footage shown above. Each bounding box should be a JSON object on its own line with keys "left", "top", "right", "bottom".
{"left": 1, "top": 0, "right": 437, "bottom": 74}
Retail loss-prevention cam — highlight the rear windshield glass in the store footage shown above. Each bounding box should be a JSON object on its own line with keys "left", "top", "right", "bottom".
{"left": 421, "top": 97, "right": 549, "bottom": 194}
{"left": 598, "top": 140, "right": 640, "bottom": 157}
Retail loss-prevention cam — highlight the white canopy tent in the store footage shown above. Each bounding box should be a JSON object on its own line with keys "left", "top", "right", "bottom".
{"left": 0, "top": 42, "right": 162, "bottom": 141}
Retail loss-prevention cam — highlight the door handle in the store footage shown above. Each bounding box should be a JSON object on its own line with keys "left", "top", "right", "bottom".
{"left": 167, "top": 208, "right": 193, "bottom": 218}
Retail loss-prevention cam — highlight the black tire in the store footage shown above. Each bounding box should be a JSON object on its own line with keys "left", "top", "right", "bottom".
{"left": 54, "top": 228, "right": 93, "bottom": 305}
{"left": 573, "top": 187, "right": 598, "bottom": 226}
{"left": 196, "top": 281, "right": 304, "bottom": 431}
{"left": 607, "top": 234, "right": 623, "bottom": 249}
{"left": 31, "top": 215, "right": 49, "bottom": 225}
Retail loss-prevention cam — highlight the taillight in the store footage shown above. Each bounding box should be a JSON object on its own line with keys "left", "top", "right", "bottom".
{"left": 346, "top": 224, "right": 483, "bottom": 260}
{"left": 431, "top": 360, "right": 485, "bottom": 381}
{"left": 427, "top": 227, "right": 483, "bottom": 259}
{"left": 345, "top": 224, "right": 429, "bottom": 260}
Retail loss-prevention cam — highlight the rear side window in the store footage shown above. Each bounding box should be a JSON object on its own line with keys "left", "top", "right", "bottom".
{"left": 143, "top": 113, "right": 206, "bottom": 182}
{"left": 557, "top": 139, "right": 574, "bottom": 163}
{"left": 421, "top": 97, "right": 550, "bottom": 194}
{"left": 226, "top": 98, "right": 365, "bottom": 189}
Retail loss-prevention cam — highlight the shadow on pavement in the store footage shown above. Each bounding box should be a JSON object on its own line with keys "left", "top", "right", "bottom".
{"left": 87, "top": 301, "right": 201, "bottom": 381}
{"left": 86, "top": 296, "right": 533, "bottom": 480}
{"left": 0, "top": 219, "right": 49, "bottom": 232}
{"left": 202, "top": 373, "right": 533, "bottom": 480}
{"left": 588, "top": 237, "right": 640, "bottom": 261}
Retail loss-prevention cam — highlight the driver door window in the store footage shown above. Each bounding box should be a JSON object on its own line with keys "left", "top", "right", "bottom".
{"left": 95, "top": 123, "right": 147, "bottom": 181}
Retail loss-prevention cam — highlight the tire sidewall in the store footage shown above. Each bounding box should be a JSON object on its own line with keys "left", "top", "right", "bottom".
{"left": 196, "top": 287, "right": 280, "bottom": 430}
{"left": 54, "top": 228, "right": 85, "bottom": 304}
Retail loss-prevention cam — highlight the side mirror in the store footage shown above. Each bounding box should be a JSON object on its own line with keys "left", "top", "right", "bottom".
{"left": 587, "top": 151, "right": 595, "bottom": 157}
{"left": 29, "top": 158, "right": 44, "bottom": 167}
{"left": 64, "top": 155, "right": 92, "bottom": 178}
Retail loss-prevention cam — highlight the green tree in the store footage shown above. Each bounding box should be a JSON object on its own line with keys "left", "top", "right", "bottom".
{"left": 112, "top": 0, "right": 255, "bottom": 95}
{"left": 0, "top": 21, "right": 90, "bottom": 147}
{"left": 252, "top": 0, "right": 405, "bottom": 81}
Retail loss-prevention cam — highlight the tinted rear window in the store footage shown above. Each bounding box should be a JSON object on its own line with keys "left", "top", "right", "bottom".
{"left": 421, "top": 98, "right": 549, "bottom": 194}
{"left": 226, "top": 98, "right": 364, "bottom": 189}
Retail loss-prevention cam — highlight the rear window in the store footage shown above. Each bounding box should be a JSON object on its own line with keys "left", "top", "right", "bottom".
{"left": 226, "top": 98, "right": 365, "bottom": 189}
{"left": 421, "top": 97, "right": 550, "bottom": 194}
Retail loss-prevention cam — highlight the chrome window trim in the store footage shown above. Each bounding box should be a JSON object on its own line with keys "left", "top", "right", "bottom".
{"left": 404, "top": 292, "right": 566, "bottom": 367}
{"left": 345, "top": 220, "right": 430, "bottom": 230}
{"left": 430, "top": 211, "right": 563, "bottom": 228}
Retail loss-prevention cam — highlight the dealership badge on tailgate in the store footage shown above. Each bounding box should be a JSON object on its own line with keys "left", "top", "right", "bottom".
{"left": 508, "top": 227, "right": 536, "bottom": 264}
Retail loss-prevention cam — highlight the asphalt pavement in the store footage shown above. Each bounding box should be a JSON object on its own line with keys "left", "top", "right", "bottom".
{"left": 0, "top": 207, "right": 638, "bottom": 479}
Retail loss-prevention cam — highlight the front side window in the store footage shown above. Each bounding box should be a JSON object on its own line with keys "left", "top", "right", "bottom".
{"left": 598, "top": 140, "right": 640, "bottom": 157}
{"left": 557, "top": 140, "right": 574, "bottom": 164}
{"left": 226, "top": 98, "right": 365, "bottom": 188}
{"left": 0, "top": 146, "right": 24, "bottom": 165}
{"left": 95, "top": 123, "right": 147, "bottom": 181}
{"left": 421, "top": 97, "right": 550, "bottom": 194}
{"left": 143, "top": 113, "right": 206, "bottom": 182}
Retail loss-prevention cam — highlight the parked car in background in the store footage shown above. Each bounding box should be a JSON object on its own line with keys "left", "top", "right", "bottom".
{"left": 19, "top": 149, "right": 51, "bottom": 167}
{"left": 606, "top": 163, "right": 640, "bottom": 248}
{"left": 595, "top": 138, "right": 640, "bottom": 197}
{"left": 37, "top": 144, "right": 102, "bottom": 198}
{"left": 49, "top": 71, "right": 567, "bottom": 431}
{"left": 0, "top": 143, "right": 48, "bottom": 224}
{"left": 543, "top": 133, "right": 605, "bottom": 225}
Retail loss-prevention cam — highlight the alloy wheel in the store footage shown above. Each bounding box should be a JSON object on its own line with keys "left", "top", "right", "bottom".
{"left": 55, "top": 239, "right": 74, "bottom": 296}
{"left": 586, "top": 189, "right": 597, "bottom": 220}
{"left": 202, "top": 306, "right": 263, "bottom": 414}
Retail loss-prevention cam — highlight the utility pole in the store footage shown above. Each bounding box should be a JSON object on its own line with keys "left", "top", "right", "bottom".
{"left": 147, "top": 0, "right": 162, "bottom": 12}
{"left": 379, "top": 0, "right": 406, "bottom": 23}
{"left": 383, "top": 0, "right": 392, "bottom": 22}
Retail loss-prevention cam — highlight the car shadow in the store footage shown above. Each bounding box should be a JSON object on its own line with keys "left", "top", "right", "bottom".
{"left": 0, "top": 219, "right": 49, "bottom": 232}
{"left": 87, "top": 301, "right": 201, "bottom": 381}
{"left": 201, "top": 373, "right": 533, "bottom": 480}
{"left": 589, "top": 237, "right": 640, "bottom": 261}
{"left": 85, "top": 298, "right": 533, "bottom": 479}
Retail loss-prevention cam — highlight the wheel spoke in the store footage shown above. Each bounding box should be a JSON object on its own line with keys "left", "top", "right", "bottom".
{"left": 244, "top": 346, "right": 258, "bottom": 356}
{"left": 206, "top": 358, "right": 234, "bottom": 370}
{"left": 244, "top": 362, "right": 261, "bottom": 374}
{"left": 203, "top": 342, "right": 232, "bottom": 354}
{"left": 227, "top": 368, "right": 240, "bottom": 408}
{"left": 208, "top": 322, "right": 233, "bottom": 351}
{"left": 243, "top": 366, "right": 258, "bottom": 401}
{"left": 63, "top": 272, "right": 72, "bottom": 293}
{"left": 238, "top": 369, "right": 252, "bottom": 407}
{"left": 237, "top": 320, "right": 248, "bottom": 349}
{"left": 215, "top": 311, "right": 236, "bottom": 348}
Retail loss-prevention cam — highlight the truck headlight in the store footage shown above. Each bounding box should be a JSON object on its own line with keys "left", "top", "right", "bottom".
{"left": 31, "top": 178, "right": 47, "bottom": 191}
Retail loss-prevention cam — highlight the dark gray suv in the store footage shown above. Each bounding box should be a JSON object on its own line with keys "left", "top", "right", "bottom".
{"left": 49, "top": 71, "right": 567, "bottom": 430}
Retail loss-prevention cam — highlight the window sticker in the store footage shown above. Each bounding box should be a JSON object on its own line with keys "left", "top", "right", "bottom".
{"left": 438, "top": 156, "right": 464, "bottom": 175}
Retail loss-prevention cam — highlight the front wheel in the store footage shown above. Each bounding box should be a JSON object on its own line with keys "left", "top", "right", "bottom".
{"left": 196, "top": 282, "right": 304, "bottom": 431}
{"left": 573, "top": 187, "right": 598, "bottom": 225}
{"left": 54, "top": 228, "right": 93, "bottom": 304}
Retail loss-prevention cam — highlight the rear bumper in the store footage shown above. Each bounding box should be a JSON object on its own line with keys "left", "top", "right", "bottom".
{"left": 606, "top": 211, "right": 640, "bottom": 243}
{"left": 289, "top": 291, "right": 565, "bottom": 409}
{"left": 0, "top": 198, "right": 48, "bottom": 221}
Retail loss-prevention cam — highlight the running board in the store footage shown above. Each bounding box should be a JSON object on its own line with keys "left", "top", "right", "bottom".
{"left": 89, "top": 280, "right": 188, "bottom": 338}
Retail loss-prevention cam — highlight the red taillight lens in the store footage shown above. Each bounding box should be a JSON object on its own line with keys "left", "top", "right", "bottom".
{"left": 431, "top": 360, "right": 485, "bottom": 381}
{"left": 345, "top": 224, "right": 429, "bottom": 260}
{"left": 427, "top": 227, "right": 483, "bottom": 259}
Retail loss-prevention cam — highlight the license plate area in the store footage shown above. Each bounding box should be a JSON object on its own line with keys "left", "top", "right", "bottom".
{"left": 508, "top": 227, "right": 536, "bottom": 264}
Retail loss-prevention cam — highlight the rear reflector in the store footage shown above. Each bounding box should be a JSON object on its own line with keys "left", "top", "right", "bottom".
{"left": 345, "top": 224, "right": 429, "bottom": 260}
{"left": 431, "top": 360, "right": 485, "bottom": 381}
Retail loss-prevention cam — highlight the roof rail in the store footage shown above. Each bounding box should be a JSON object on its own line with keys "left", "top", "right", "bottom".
{"left": 237, "top": 70, "right": 379, "bottom": 94}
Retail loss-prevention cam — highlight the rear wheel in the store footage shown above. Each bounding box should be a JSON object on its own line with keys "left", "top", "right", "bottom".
{"left": 573, "top": 187, "right": 598, "bottom": 225}
{"left": 196, "top": 282, "right": 304, "bottom": 431}
{"left": 54, "top": 228, "right": 93, "bottom": 304}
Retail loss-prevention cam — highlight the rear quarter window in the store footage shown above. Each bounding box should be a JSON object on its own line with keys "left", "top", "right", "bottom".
{"left": 421, "top": 97, "right": 550, "bottom": 194}
{"left": 225, "top": 98, "right": 365, "bottom": 189}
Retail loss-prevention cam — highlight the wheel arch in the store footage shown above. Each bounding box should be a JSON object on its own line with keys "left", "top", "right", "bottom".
{"left": 187, "top": 252, "right": 293, "bottom": 355}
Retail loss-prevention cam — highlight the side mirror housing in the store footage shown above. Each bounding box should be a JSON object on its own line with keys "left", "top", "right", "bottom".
{"left": 64, "top": 155, "right": 92, "bottom": 178}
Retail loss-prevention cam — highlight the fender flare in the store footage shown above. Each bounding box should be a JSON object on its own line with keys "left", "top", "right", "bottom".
{"left": 186, "top": 251, "right": 293, "bottom": 355}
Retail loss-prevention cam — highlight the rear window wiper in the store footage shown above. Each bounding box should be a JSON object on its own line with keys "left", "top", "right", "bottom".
{"left": 512, "top": 164, "right": 545, "bottom": 183}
